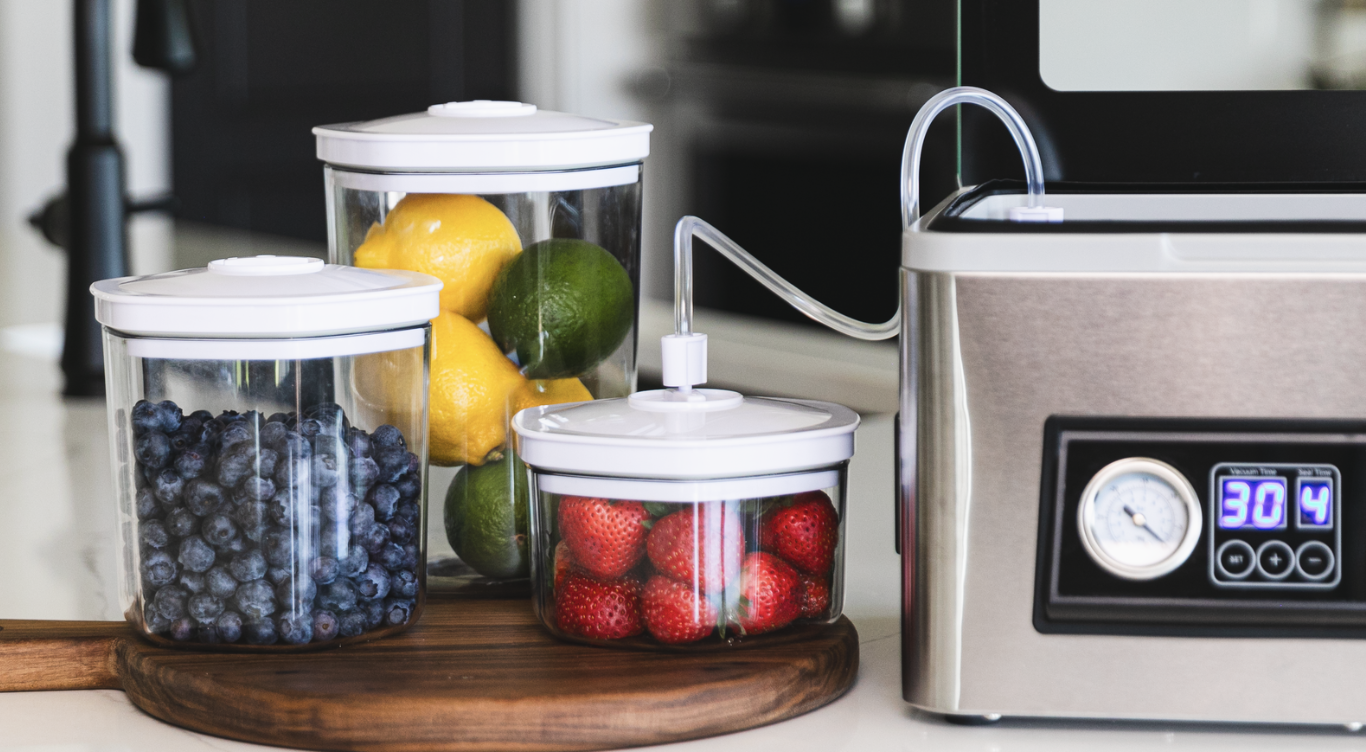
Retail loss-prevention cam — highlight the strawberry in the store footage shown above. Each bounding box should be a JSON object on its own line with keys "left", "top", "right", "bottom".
{"left": 733, "top": 552, "right": 802, "bottom": 635}
{"left": 646, "top": 505, "right": 745, "bottom": 593}
{"left": 557, "top": 496, "right": 651, "bottom": 579}
{"left": 798, "top": 574, "right": 831, "bottom": 618}
{"left": 642, "top": 575, "right": 719, "bottom": 644}
{"left": 553, "top": 540, "right": 575, "bottom": 592}
{"left": 554, "top": 572, "right": 644, "bottom": 640}
{"left": 759, "top": 491, "right": 839, "bottom": 576}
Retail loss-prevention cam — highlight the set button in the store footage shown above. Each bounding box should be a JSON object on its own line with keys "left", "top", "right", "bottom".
{"left": 1256, "top": 540, "right": 1295, "bottom": 580}
{"left": 1215, "top": 540, "right": 1255, "bottom": 580}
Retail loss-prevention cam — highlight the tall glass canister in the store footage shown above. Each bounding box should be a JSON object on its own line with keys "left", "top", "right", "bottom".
{"left": 94, "top": 256, "right": 441, "bottom": 649}
{"left": 315, "top": 100, "right": 651, "bottom": 593}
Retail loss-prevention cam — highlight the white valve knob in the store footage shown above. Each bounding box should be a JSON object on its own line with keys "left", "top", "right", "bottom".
{"left": 660, "top": 333, "right": 708, "bottom": 391}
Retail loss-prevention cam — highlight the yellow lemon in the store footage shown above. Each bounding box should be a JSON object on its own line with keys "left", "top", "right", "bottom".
{"left": 429, "top": 311, "right": 528, "bottom": 467}
{"left": 514, "top": 377, "right": 592, "bottom": 415}
{"left": 355, "top": 194, "right": 522, "bottom": 321}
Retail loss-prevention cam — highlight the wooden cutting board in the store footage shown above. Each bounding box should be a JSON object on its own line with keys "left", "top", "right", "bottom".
{"left": 0, "top": 594, "right": 858, "bottom": 752}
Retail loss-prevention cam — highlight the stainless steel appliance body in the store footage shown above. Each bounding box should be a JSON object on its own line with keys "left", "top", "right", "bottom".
{"left": 900, "top": 188, "right": 1366, "bottom": 725}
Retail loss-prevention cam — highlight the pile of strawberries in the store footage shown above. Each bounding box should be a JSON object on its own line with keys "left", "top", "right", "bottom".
{"left": 551, "top": 490, "right": 839, "bottom": 645}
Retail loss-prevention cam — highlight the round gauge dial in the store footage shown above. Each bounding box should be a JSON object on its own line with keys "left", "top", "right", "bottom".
{"left": 1076, "top": 457, "right": 1202, "bottom": 581}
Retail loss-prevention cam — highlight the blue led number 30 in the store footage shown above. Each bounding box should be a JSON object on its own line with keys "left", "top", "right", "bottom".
{"left": 1219, "top": 478, "right": 1286, "bottom": 530}
{"left": 1299, "top": 479, "right": 1333, "bottom": 528}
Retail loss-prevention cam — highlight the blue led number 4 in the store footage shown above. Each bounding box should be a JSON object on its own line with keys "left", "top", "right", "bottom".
{"left": 1299, "top": 479, "right": 1333, "bottom": 528}
{"left": 1220, "top": 477, "right": 1287, "bottom": 530}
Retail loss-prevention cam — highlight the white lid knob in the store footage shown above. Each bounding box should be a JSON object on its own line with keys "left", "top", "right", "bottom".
{"left": 207, "top": 255, "right": 325, "bottom": 276}
{"left": 426, "top": 100, "right": 537, "bottom": 118}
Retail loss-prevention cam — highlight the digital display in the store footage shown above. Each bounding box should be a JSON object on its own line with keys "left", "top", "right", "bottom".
{"left": 1218, "top": 476, "right": 1287, "bottom": 530}
{"left": 1297, "top": 478, "right": 1334, "bottom": 529}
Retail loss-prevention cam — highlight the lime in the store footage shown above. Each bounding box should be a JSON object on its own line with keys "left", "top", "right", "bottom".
{"left": 486, "top": 238, "right": 634, "bottom": 379}
{"left": 444, "top": 455, "right": 530, "bottom": 579}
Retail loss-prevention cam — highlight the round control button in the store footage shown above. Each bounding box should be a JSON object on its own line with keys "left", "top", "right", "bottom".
{"left": 1256, "top": 540, "right": 1295, "bottom": 580}
{"left": 1215, "top": 540, "right": 1256, "bottom": 580}
{"left": 1295, "top": 541, "right": 1335, "bottom": 581}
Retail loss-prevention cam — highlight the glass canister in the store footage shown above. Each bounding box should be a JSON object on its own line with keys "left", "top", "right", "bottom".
{"left": 513, "top": 390, "right": 858, "bottom": 649}
{"left": 315, "top": 100, "right": 651, "bottom": 593}
{"left": 93, "top": 255, "right": 441, "bottom": 649}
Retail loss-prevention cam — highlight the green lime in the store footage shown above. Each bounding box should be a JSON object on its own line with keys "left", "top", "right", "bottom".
{"left": 487, "top": 238, "right": 634, "bottom": 379}
{"left": 444, "top": 455, "right": 530, "bottom": 580}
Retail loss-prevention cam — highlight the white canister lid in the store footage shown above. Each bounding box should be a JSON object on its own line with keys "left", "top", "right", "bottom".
{"left": 313, "top": 100, "right": 652, "bottom": 173}
{"left": 91, "top": 255, "right": 442, "bottom": 339}
{"left": 511, "top": 389, "right": 859, "bottom": 481}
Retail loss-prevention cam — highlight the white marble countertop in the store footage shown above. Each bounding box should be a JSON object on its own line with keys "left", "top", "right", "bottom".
{"left": 3, "top": 347, "right": 1365, "bottom": 751}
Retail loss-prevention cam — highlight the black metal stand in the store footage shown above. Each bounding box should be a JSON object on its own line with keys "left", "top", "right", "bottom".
{"left": 62, "top": 0, "right": 127, "bottom": 397}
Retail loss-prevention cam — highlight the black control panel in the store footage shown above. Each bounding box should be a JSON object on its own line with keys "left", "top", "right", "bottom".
{"left": 1035, "top": 417, "right": 1366, "bottom": 637}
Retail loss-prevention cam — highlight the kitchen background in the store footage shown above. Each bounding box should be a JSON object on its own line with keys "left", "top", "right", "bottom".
{"left": 2, "top": 0, "right": 1365, "bottom": 380}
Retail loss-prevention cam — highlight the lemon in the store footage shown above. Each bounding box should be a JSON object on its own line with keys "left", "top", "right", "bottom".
{"left": 355, "top": 194, "right": 522, "bottom": 321}
{"left": 429, "top": 311, "right": 527, "bottom": 466}
{"left": 514, "top": 377, "right": 592, "bottom": 414}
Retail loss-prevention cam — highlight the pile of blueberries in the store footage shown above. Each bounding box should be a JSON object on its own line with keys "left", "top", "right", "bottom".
{"left": 129, "top": 398, "right": 422, "bottom": 646}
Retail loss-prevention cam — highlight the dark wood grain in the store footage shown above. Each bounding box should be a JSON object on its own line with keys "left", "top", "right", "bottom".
{"left": 0, "top": 595, "right": 859, "bottom": 752}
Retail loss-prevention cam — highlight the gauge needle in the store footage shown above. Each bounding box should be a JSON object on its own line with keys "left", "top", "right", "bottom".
{"left": 1123, "top": 504, "right": 1165, "bottom": 542}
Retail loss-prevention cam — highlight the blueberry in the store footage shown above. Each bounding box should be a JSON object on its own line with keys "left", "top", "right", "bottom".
{"left": 135, "top": 431, "right": 172, "bottom": 469}
{"left": 152, "top": 468, "right": 185, "bottom": 505}
{"left": 243, "top": 618, "right": 278, "bottom": 645}
{"left": 377, "top": 542, "right": 406, "bottom": 572}
{"left": 232, "top": 500, "right": 270, "bottom": 541}
{"left": 275, "top": 576, "right": 318, "bottom": 608}
{"left": 318, "top": 526, "right": 348, "bottom": 559}
{"left": 173, "top": 443, "right": 211, "bottom": 479}
{"left": 178, "top": 535, "right": 216, "bottom": 573}
{"left": 257, "top": 448, "right": 278, "bottom": 481}
{"left": 297, "top": 418, "right": 323, "bottom": 438}
{"left": 340, "top": 544, "right": 369, "bottom": 578}
{"left": 240, "top": 475, "right": 276, "bottom": 503}
{"left": 131, "top": 400, "right": 161, "bottom": 435}
{"left": 189, "top": 409, "right": 214, "bottom": 423}
{"left": 178, "top": 570, "right": 206, "bottom": 594}
{"left": 316, "top": 487, "right": 354, "bottom": 521}
{"left": 216, "top": 443, "right": 255, "bottom": 487}
{"left": 262, "top": 529, "right": 294, "bottom": 567}
{"left": 277, "top": 612, "right": 314, "bottom": 645}
{"left": 206, "top": 565, "right": 239, "bottom": 598}
{"left": 319, "top": 579, "right": 359, "bottom": 613}
{"left": 305, "top": 402, "right": 349, "bottom": 431}
{"left": 143, "top": 602, "right": 171, "bottom": 634}
{"left": 141, "top": 549, "right": 179, "bottom": 587}
{"left": 312, "top": 610, "right": 340, "bottom": 642}
{"left": 166, "top": 507, "right": 198, "bottom": 538}
{"left": 393, "top": 475, "right": 420, "bottom": 501}
{"left": 234, "top": 579, "right": 276, "bottom": 621}
{"left": 345, "top": 429, "right": 372, "bottom": 459}
{"left": 153, "top": 584, "right": 190, "bottom": 620}
{"left": 188, "top": 593, "right": 225, "bottom": 622}
{"left": 358, "top": 522, "right": 391, "bottom": 555}
{"left": 372, "top": 425, "right": 405, "bottom": 450}
{"left": 218, "top": 422, "right": 253, "bottom": 452}
{"left": 403, "top": 452, "right": 420, "bottom": 479}
{"left": 184, "top": 479, "right": 226, "bottom": 516}
{"left": 276, "top": 431, "right": 312, "bottom": 461}
{"left": 135, "top": 488, "right": 161, "bottom": 520}
{"left": 169, "top": 426, "right": 197, "bottom": 454}
{"left": 259, "top": 420, "right": 288, "bottom": 448}
{"left": 268, "top": 566, "right": 293, "bottom": 585}
{"left": 228, "top": 549, "right": 267, "bottom": 582}
{"left": 212, "top": 534, "right": 245, "bottom": 555}
{"left": 155, "top": 401, "right": 183, "bottom": 433}
{"left": 375, "top": 447, "right": 408, "bottom": 483}
{"left": 267, "top": 488, "right": 303, "bottom": 526}
{"left": 354, "top": 563, "right": 391, "bottom": 601}
{"left": 309, "top": 556, "right": 339, "bottom": 586}
{"left": 201, "top": 513, "right": 238, "bottom": 547}
{"left": 169, "top": 617, "right": 195, "bottom": 641}
{"left": 348, "top": 456, "right": 379, "bottom": 491}
{"left": 310, "top": 453, "right": 342, "bottom": 489}
{"left": 349, "top": 502, "right": 376, "bottom": 537}
{"left": 389, "top": 569, "right": 418, "bottom": 599}
{"left": 361, "top": 599, "right": 385, "bottom": 630}
{"left": 383, "top": 597, "right": 415, "bottom": 626}
{"left": 140, "top": 520, "right": 170, "bottom": 549}
{"left": 402, "top": 543, "right": 419, "bottom": 570}
{"left": 196, "top": 623, "right": 222, "bottom": 644}
{"left": 337, "top": 610, "right": 367, "bottom": 637}
{"left": 215, "top": 610, "right": 243, "bottom": 643}
{"left": 395, "top": 501, "right": 419, "bottom": 524}
{"left": 368, "top": 485, "right": 400, "bottom": 522}
{"left": 388, "top": 517, "right": 416, "bottom": 545}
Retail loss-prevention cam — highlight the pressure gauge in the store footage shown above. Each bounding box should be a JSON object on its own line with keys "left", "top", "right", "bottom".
{"left": 1077, "top": 457, "right": 1202, "bottom": 581}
